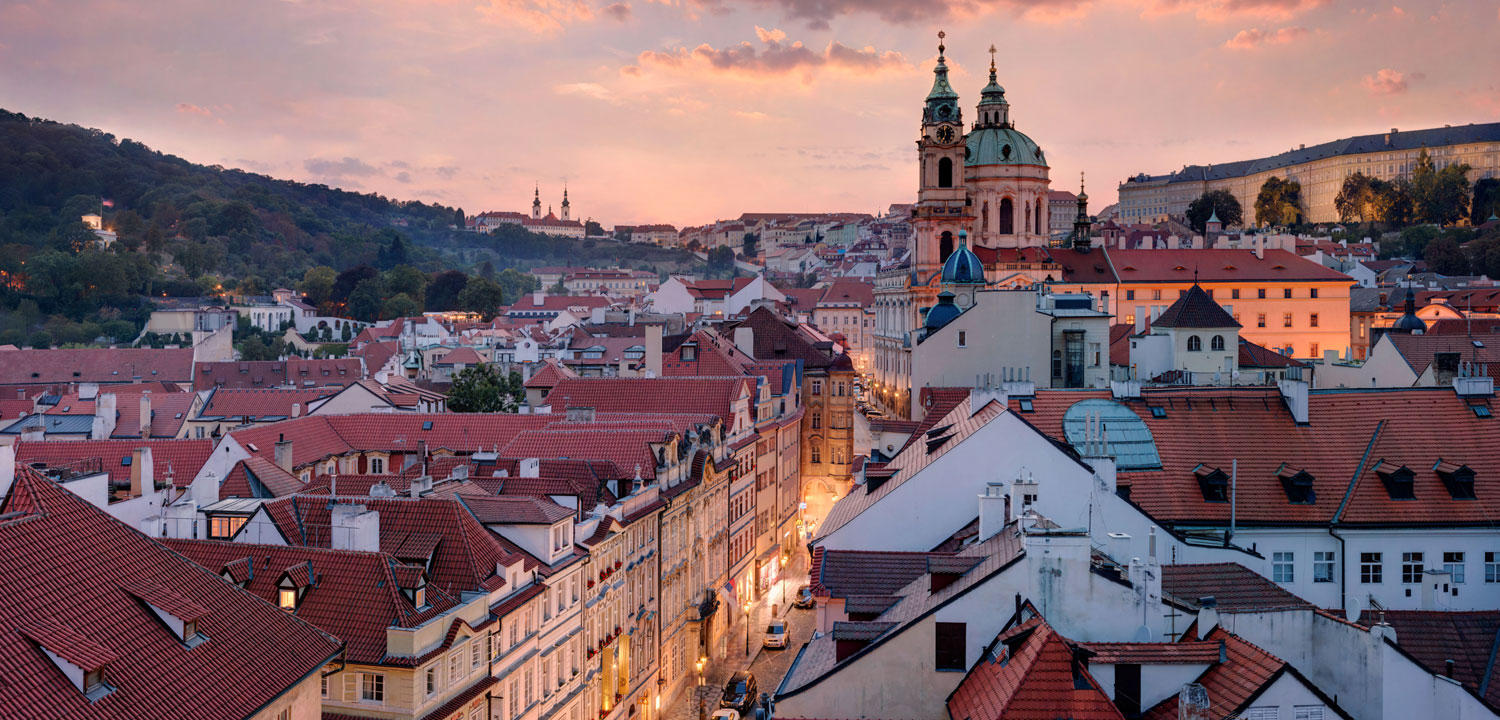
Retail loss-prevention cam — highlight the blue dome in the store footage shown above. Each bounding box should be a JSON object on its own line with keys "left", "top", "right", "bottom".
{"left": 941, "top": 235, "right": 985, "bottom": 285}
{"left": 924, "top": 292, "right": 962, "bottom": 334}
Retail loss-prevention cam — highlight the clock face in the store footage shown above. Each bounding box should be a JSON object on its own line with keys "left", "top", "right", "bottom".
{"left": 935, "top": 125, "right": 956, "bottom": 144}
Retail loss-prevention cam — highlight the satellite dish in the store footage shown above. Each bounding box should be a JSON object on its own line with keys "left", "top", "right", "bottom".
{"left": 1132, "top": 624, "right": 1152, "bottom": 642}
{"left": 1346, "top": 594, "right": 1363, "bottom": 624}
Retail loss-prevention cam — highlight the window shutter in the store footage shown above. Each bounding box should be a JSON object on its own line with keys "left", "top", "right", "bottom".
{"left": 343, "top": 672, "right": 357, "bottom": 700}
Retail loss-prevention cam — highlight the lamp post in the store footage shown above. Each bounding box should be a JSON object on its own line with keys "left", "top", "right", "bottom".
{"left": 744, "top": 601, "right": 752, "bottom": 656}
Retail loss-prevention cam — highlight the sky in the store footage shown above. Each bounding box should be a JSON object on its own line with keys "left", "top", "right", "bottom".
{"left": 1, "top": 0, "right": 1497, "bottom": 227}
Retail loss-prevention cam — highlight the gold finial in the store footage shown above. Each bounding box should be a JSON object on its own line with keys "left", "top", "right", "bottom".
{"left": 1080, "top": 171, "right": 1085, "bottom": 193}
{"left": 937, "top": 30, "right": 946, "bottom": 58}
{"left": 989, "top": 44, "right": 997, "bottom": 71}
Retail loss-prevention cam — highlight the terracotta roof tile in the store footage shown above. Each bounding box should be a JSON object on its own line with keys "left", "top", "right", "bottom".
{"left": 1142, "top": 629, "right": 1289, "bottom": 720}
{"left": 1161, "top": 563, "right": 1314, "bottom": 612}
{"left": 0, "top": 348, "right": 194, "bottom": 386}
{"left": 1353, "top": 610, "right": 1500, "bottom": 707}
{"left": 15, "top": 438, "right": 214, "bottom": 487}
{"left": 948, "top": 616, "right": 1125, "bottom": 720}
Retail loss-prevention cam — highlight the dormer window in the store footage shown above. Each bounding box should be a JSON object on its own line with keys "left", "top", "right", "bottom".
{"left": 1194, "top": 464, "right": 1229, "bottom": 502}
{"left": 1375, "top": 461, "right": 1415, "bottom": 500}
{"left": 1434, "top": 460, "right": 1477, "bottom": 500}
{"left": 21, "top": 619, "right": 117, "bottom": 701}
{"left": 1276, "top": 463, "right": 1316, "bottom": 504}
{"left": 278, "top": 587, "right": 297, "bottom": 610}
{"left": 681, "top": 344, "right": 697, "bottom": 361}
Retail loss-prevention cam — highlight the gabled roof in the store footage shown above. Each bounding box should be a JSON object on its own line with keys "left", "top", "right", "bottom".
{"left": 1161, "top": 563, "right": 1315, "bottom": 612}
{"left": 460, "top": 495, "right": 573, "bottom": 525}
{"left": 948, "top": 616, "right": 1124, "bottom": 720}
{"left": 218, "top": 456, "right": 307, "bottom": 498}
{"left": 15, "top": 438, "right": 214, "bottom": 486}
{"left": 1353, "top": 610, "right": 1500, "bottom": 708}
{"left": 434, "top": 347, "right": 484, "bottom": 366}
{"left": 198, "top": 387, "right": 337, "bottom": 420}
{"left": 0, "top": 469, "right": 341, "bottom": 719}
{"left": 1151, "top": 284, "right": 1240, "bottom": 329}
{"left": 0, "top": 348, "right": 194, "bottom": 386}
{"left": 1143, "top": 628, "right": 1351, "bottom": 720}
{"left": 1385, "top": 333, "right": 1500, "bottom": 380}
{"left": 544, "top": 376, "right": 750, "bottom": 424}
{"left": 524, "top": 358, "right": 578, "bottom": 388}
{"left": 193, "top": 358, "right": 362, "bottom": 391}
{"left": 165, "top": 539, "right": 458, "bottom": 666}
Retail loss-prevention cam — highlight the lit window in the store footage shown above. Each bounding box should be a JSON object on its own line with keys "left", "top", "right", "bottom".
{"left": 279, "top": 588, "right": 297, "bottom": 611}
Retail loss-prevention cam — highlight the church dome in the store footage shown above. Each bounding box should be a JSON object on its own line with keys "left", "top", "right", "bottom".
{"left": 941, "top": 232, "right": 985, "bottom": 285}
{"left": 924, "top": 292, "right": 962, "bottom": 334}
{"left": 966, "top": 126, "right": 1046, "bottom": 168}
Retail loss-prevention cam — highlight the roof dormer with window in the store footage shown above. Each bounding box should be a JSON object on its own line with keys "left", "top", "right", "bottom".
{"left": 1193, "top": 463, "right": 1229, "bottom": 503}
{"left": 1434, "top": 459, "right": 1476, "bottom": 500}
{"left": 123, "top": 581, "right": 209, "bottom": 648}
{"left": 277, "top": 562, "right": 314, "bottom": 612}
{"left": 19, "top": 618, "right": 117, "bottom": 702}
{"left": 1375, "top": 460, "right": 1415, "bottom": 500}
{"left": 1276, "top": 463, "right": 1316, "bottom": 504}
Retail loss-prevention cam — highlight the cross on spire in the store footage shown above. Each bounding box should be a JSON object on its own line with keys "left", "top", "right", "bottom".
{"left": 1080, "top": 171, "right": 1085, "bottom": 194}
{"left": 989, "top": 44, "right": 997, "bottom": 71}
{"left": 937, "top": 30, "right": 946, "bottom": 59}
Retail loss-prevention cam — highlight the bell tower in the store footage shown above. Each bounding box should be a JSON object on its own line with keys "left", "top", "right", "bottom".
{"left": 531, "top": 185, "right": 542, "bottom": 220}
{"left": 913, "top": 31, "right": 970, "bottom": 282}
{"left": 560, "top": 185, "right": 571, "bottom": 222}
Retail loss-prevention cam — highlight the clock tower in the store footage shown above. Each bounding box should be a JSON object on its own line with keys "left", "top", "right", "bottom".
{"left": 913, "top": 31, "right": 970, "bottom": 285}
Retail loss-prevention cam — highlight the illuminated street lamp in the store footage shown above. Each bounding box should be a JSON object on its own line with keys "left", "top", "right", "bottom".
{"left": 744, "top": 601, "right": 752, "bottom": 655}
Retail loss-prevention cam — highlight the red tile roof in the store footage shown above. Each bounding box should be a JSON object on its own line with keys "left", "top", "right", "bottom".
{"left": 460, "top": 495, "right": 574, "bottom": 525}
{"left": 0, "top": 348, "right": 194, "bottom": 386}
{"left": 1385, "top": 333, "right": 1500, "bottom": 380}
{"left": 1142, "top": 629, "right": 1309, "bottom": 720}
{"left": 809, "top": 546, "right": 952, "bottom": 598}
{"left": 524, "top": 358, "right": 578, "bottom": 388}
{"left": 1353, "top": 610, "right": 1500, "bottom": 707}
{"left": 948, "top": 616, "right": 1125, "bottom": 720}
{"left": 193, "top": 359, "right": 362, "bottom": 391}
{"left": 1161, "top": 563, "right": 1314, "bottom": 612}
{"left": 15, "top": 438, "right": 214, "bottom": 486}
{"left": 1106, "top": 248, "right": 1351, "bottom": 283}
{"left": 544, "top": 376, "right": 751, "bottom": 424}
{"left": 165, "top": 539, "right": 458, "bottom": 665}
{"left": 1150, "top": 284, "right": 1240, "bottom": 329}
{"left": 218, "top": 456, "right": 308, "bottom": 498}
{"left": 199, "top": 387, "right": 337, "bottom": 419}
{"left": 434, "top": 347, "right": 484, "bottom": 366}
{"left": 817, "top": 279, "right": 874, "bottom": 308}
{"left": 1080, "top": 640, "right": 1222, "bottom": 664}
{"left": 1238, "top": 337, "right": 1304, "bottom": 369}
{"left": 0, "top": 468, "right": 341, "bottom": 719}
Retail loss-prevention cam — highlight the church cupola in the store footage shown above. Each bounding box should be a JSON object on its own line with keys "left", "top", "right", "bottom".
{"left": 923, "top": 31, "right": 961, "bottom": 127}
{"left": 1073, "top": 172, "right": 1093, "bottom": 251}
{"left": 531, "top": 185, "right": 542, "bottom": 220}
{"left": 975, "top": 45, "right": 1009, "bottom": 129}
{"left": 941, "top": 230, "right": 985, "bottom": 308}
{"left": 560, "top": 185, "right": 571, "bottom": 221}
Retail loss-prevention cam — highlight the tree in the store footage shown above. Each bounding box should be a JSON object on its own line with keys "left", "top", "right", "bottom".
{"left": 238, "top": 336, "right": 273, "bottom": 360}
{"left": 346, "top": 277, "right": 387, "bottom": 322}
{"left": 1424, "top": 236, "right": 1469, "bottom": 275}
{"left": 549, "top": 278, "right": 567, "bottom": 295}
{"left": 447, "top": 363, "right": 524, "bottom": 413}
{"left": 1254, "top": 177, "right": 1302, "bottom": 227}
{"left": 457, "top": 276, "right": 505, "bottom": 319}
{"left": 383, "top": 264, "right": 428, "bottom": 305}
{"left": 1473, "top": 178, "right": 1500, "bottom": 225}
{"left": 585, "top": 220, "right": 604, "bottom": 236}
{"left": 1185, "top": 190, "right": 1243, "bottom": 234}
{"left": 496, "top": 268, "right": 538, "bottom": 303}
{"left": 383, "top": 292, "right": 421, "bottom": 319}
{"left": 1410, "top": 150, "right": 1472, "bottom": 226}
{"left": 301, "top": 266, "right": 337, "bottom": 306}
{"left": 1398, "top": 224, "right": 1440, "bottom": 259}
{"left": 331, "top": 264, "right": 378, "bottom": 305}
{"left": 49, "top": 222, "right": 98, "bottom": 254}
{"left": 28, "top": 330, "right": 53, "bottom": 349}
{"left": 742, "top": 232, "right": 760, "bottom": 257}
{"left": 426, "top": 270, "right": 469, "bottom": 311}
{"left": 707, "top": 246, "right": 736, "bottom": 274}
{"left": 454, "top": 207, "right": 467, "bottom": 228}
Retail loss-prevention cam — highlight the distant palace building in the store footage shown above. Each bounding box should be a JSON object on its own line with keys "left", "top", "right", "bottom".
{"left": 468, "top": 185, "right": 586, "bottom": 238}
{"left": 1118, "top": 122, "right": 1500, "bottom": 225}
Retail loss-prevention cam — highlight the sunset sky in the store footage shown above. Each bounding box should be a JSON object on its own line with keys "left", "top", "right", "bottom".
{"left": 2, "top": 0, "right": 1496, "bottom": 227}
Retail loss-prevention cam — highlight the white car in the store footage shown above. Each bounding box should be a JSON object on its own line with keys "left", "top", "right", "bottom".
{"left": 763, "top": 620, "right": 788, "bottom": 649}
{"left": 711, "top": 710, "right": 741, "bottom": 720}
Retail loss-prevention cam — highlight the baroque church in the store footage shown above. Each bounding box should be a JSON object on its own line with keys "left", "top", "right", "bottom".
{"left": 872, "top": 34, "right": 1091, "bottom": 419}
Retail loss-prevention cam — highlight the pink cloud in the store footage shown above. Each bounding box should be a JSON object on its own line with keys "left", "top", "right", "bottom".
{"left": 633, "top": 28, "right": 909, "bottom": 81}
{"left": 1224, "top": 25, "right": 1308, "bottom": 48}
{"left": 1145, "top": 0, "right": 1329, "bottom": 21}
{"left": 1362, "top": 68, "right": 1410, "bottom": 95}
{"left": 474, "top": 0, "right": 594, "bottom": 34}
{"left": 601, "top": 2, "right": 632, "bottom": 20}
{"left": 176, "top": 102, "right": 214, "bottom": 117}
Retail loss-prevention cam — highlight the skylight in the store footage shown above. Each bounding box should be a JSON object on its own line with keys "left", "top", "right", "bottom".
{"left": 1063, "top": 399, "right": 1162, "bottom": 470}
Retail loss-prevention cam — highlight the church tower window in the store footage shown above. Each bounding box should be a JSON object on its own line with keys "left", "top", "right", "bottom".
{"left": 939, "top": 232, "right": 954, "bottom": 263}
{"left": 938, "top": 158, "right": 953, "bottom": 188}
{"left": 1035, "top": 198, "right": 1043, "bottom": 235}
{"left": 999, "top": 198, "right": 1014, "bottom": 234}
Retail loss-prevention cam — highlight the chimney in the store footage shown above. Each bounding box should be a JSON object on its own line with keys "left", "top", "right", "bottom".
{"left": 734, "top": 326, "right": 755, "bottom": 357}
{"left": 0, "top": 444, "right": 14, "bottom": 499}
{"left": 978, "top": 482, "right": 1010, "bottom": 542}
{"left": 79, "top": 383, "right": 99, "bottom": 401}
{"left": 274, "top": 434, "right": 293, "bottom": 473}
{"left": 1277, "top": 379, "right": 1309, "bottom": 424}
{"left": 91, "top": 393, "right": 117, "bottom": 440}
{"left": 139, "top": 393, "right": 151, "bottom": 438}
{"left": 291, "top": 402, "right": 302, "bottom": 419}
{"left": 1080, "top": 411, "right": 1116, "bottom": 494}
{"left": 970, "top": 385, "right": 1008, "bottom": 415}
{"left": 129, "top": 446, "right": 154, "bottom": 498}
{"left": 645, "top": 324, "right": 664, "bottom": 378}
{"left": 520, "top": 458, "right": 541, "bottom": 478}
{"left": 532, "top": 291, "right": 544, "bottom": 307}
{"left": 1254, "top": 236, "right": 1265, "bottom": 260}
{"left": 330, "top": 504, "right": 380, "bottom": 552}
{"left": 1196, "top": 597, "right": 1219, "bottom": 637}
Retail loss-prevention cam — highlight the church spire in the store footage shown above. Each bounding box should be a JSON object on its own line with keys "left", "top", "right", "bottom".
{"left": 1072, "top": 172, "right": 1093, "bottom": 251}
{"left": 560, "top": 184, "right": 571, "bottom": 221}
{"left": 923, "top": 31, "right": 960, "bottom": 125}
{"left": 976, "top": 43, "right": 1009, "bottom": 128}
{"left": 532, "top": 184, "right": 542, "bottom": 219}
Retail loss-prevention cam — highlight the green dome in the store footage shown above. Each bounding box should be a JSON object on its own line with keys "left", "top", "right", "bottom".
{"left": 966, "top": 126, "right": 1046, "bottom": 168}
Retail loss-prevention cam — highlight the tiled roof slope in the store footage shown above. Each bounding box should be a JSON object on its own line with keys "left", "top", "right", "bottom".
{"left": 719, "top": 306, "right": 838, "bottom": 370}
{"left": 256, "top": 494, "right": 520, "bottom": 595}
{"left": 810, "top": 546, "right": 953, "bottom": 598}
{"left": 0, "top": 348, "right": 194, "bottom": 386}
{"left": 164, "top": 539, "right": 455, "bottom": 665}
{"left": 948, "top": 616, "right": 1125, "bottom": 720}
{"left": 1150, "top": 284, "right": 1240, "bottom": 329}
{"left": 1142, "top": 628, "right": 1351, "bottom": 720}
{"left": 1353, "top": 610, "right": 1500, "bottom": 708}
{"left": 544, "top": 376, "right": 750, "bottom": 423}
{"left": 0, "top": 468, "right": 341, "bottom": 719}
{"left": 1387, "top": 333, "right": 1500, "bottom": 379}
{"left": 199, "top": 387, "right": 338, "bottom": 419}
{"left": 15, "top": 438, "right": 214, "bottom": 486}
{"left": 193, "top": 358, "right": 362, "bottom": 390}
{"left": 524, "top": 358, "right": 578, "bottom": 388}
{"left": 1018, "top": 387, "right": 1500, "bottom": 527}
{"left": 1161, "top": 563, "right": 1315, "bottom": 612}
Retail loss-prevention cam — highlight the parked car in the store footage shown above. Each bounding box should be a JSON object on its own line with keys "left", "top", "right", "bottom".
{"left": 711, "top": 710, "right": 741, "bottom": 720}
{"left": 720, "top": 671, "right": 758, "bottom": 715}
{"left": 763, "top": 620, "right": 788, "bottom": 649}
{"left": 864, "top": 409, "right": 886, "bottom": 420}
{"left": 794, "top": 585, "right": 815, "bottom": 609}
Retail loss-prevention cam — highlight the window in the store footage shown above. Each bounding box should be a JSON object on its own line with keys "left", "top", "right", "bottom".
{"left": 473, "top": 637, "right": 485, "bottom": 668}
{"left": 1310, "top": 288, "right": 1319, "bottom": 299}
{"left": 1294, "top": 707, "right": 1325, "bottom": 720}
{"left": 1361, "top": 552, "right": 1383, "bottom": 583}
{"left": 1402, "top": 552, "right": 1424, "bottom": 584}
{"left": 425, "top": 665, "right": 439, "bottom": 697}
{"left": 361, "top": 673, "right": 385, "bottom": 703}
{"left": 209, "top": 516, "right": 245, "bottom": 539}
{"left": 1187, "top": 335, "right": 1202, "bottom": 351}
{"left": 1310, "top": 343, "right": 1319, "bottom": 357}
{"left": 322, "top": 675, "right": 328, "bottom": 698}
{"left": 1231, "top": 289, "right": 1240, "bottom": 299}
{"left": 1211, "top": 335, "right": 1225, "bottom": 351}
{"left": 370, "top": 457, "right": 385, "bottom": 474}
{"left": 1487, "top": 553, "right": 1500, "bottom": 583}
{"left": 811, "top": 413, "right": 821, "bottom": 429}
{"left": 1244, "top": 708, "right": 1279, "bottom": 720}
{"left": 1126, "top": 290, "right": 1136, "bottom": 300}
{"left": 1125, "top": 314, "right": 1136, "bottom": 327}
{"left": 1309, "top": 313, "right": 1319, "bottom": 328}
{"left": 1257, "top": 313, "right": 1266, "bottom": 328}
{"left": 85, "top": 668, "right": 105, "bottom": 692}
{"left": 1152, "top": 289, "right": 1162, "bottom": 301}
{"left": 1284, "top": 288, "right": 1293, "bottom": 299}
{"left": 811, "top": 445, "right": 821, "bottom": 463}
{"left": 934, "top": 621, "right": 966, "bottom": 671}
{"left": 811, "top": 379, "right": 823, "bottom": 395}
{"left": 957, "top": 331, "right": 967, "bottom": 348}
{"left": 1273, "top": 552, "right": 1295, "bottom": 583}
{"left": 278, "top": 709, "right": 291, "bottom": 720}
{"left": 1314, "top": 552, "right": 1335, "bottom": 583}
{"left": 279, "top": 588, "right": 297, "bottom": 610}
{"left": 1258, "top": 288, "right": 1267, "bottom": 299}
{"left": 1445, "top": 552, "right": 1465, "bottom": 584}
{"left": 1283, "top": 313, "right": 1294, "bottom": 328}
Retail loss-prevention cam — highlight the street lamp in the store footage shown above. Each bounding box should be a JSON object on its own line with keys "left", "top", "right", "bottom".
{"left": 744, "top": 601, "right": 752, "bottom": 655}
{"left": 695, "top": 657, "right": 705, "bottom": 686}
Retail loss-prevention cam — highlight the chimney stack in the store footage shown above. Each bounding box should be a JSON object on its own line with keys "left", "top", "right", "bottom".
{"left": 330, "top": 504, "right": 380, "bottom": 552}
{"left": 645, "top": 324, "right": 664, "bottom": 378}
{"left": 734, "top": 326, "right": 756, "bottom": 358}
{"left": 91, "top": 393, "right": 117, "bottom": 440}
{"left": 978, "top": 482, "right": 1010, "bottom": 542}
{"left": 139, "top": 393, "right": 152, "bottom": 438}
{"left": 1196, "top": 597, "right": 1219, "bottom": 637}
{"left": 274, "top": 434, "right": 293, "bottom": 473}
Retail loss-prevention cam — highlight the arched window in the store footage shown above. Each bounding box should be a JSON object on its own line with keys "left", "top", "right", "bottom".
{"left": 937, "top": 157, "right": 953, "bottom": 188}
{"left": 1188, "top": 335, "right": 1202, "bottom": 351}
{"left": 1024, "top": 203, "right": 1031, "bottom": 236}
{"left": 939, "top": 231, "right": 954, "bottom": 263}
{"left": 1035, "top": 198, "right": 1043, "bottom": 234}
{"left": 1211, "top": 335, "right": 1225, "bottom": 351}
{"left": 999, "top": 198, "right": 1014, "bottom": 234}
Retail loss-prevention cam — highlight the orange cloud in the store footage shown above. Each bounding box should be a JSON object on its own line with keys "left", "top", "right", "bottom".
{"left": 1141, "top": 0, "right": 1328, "bottom": 21}
{"left": 631, "top": 27, "right": 909, "bottom": 82}
{"left": 1224, "top": 25, "right": 1308, "bottom": 48}
{"left": 1362, "top": 68, "right": 1410, "bottom": 95}
{"left": 475, "top": 0, "right": 594, "bottom": 34}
